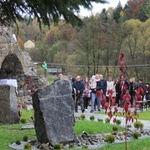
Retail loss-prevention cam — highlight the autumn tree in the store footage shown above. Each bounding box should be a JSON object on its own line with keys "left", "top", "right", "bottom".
{"left": 124, "top": 0, "right": 148, "bottom": 21}
{"left": 73, "top": 10, "right": 124, "bottom": 78}
{"left": 14, "top": 19, "right": 48, "bottom": 43}
{"left": 74, "top": 17, "right": 94, "bottom": 77}
{"left": 31, "top": 44, "right": 51, "bottom": 62}
{"left": 121, "top": 18, "right": 150, "bottom": 81}
{"left": 45, "top": 21, "right": 76, "bottom": 47}
{"left": 49, "top": 41, "right": 68, "bottom": 62}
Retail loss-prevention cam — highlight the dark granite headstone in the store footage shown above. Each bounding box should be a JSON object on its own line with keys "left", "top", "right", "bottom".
{"left": 32, "top": 80, "right": 76, "bottom": 145}
{"left": 0, "top": 85, "right": 19, "bottom": 124}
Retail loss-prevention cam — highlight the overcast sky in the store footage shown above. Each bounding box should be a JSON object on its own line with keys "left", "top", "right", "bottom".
{"left": 79, "top": 0, "right": 128, "bottom": 17}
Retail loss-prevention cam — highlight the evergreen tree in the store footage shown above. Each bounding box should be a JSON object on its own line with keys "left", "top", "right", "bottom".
{"left": 0, "top": 0, "right": 107, "bottom": 27}
{"left": 100, "top": 8, "right": 108, "bottom": 23}
{"left": 113, "top": 1, "right": 123, "bottom": 23}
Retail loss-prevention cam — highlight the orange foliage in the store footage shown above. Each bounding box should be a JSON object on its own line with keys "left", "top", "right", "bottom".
{"left": 127, "top": 0, "right": 145, "bottom": 19}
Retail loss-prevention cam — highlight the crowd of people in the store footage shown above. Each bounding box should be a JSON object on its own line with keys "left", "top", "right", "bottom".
{"left": 71, "top": 74, "right": 150, "bottom": 113}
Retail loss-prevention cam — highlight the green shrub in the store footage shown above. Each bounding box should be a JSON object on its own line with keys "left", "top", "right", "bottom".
{"left": 134, "top": 121, "right": 144, "bottom": 129}
{"left": 24, "top": 142, "right": 31, "bottom": 150}
{"left": 90, "top": 115, "right": 95, "bottom": 121}
{"left": 141, "top": 123, "right": 144, "bottom": 129}
{"left": 20, "top": 117, "right": 27, "bottom": 124}
{"left": 15, "top": 140, "right": 21, "bottom": 145}
{"left": 69, "top": 144, "right": 74, "bottom": 148}
{"left": 116, "top": 119, "right": 121, "bottom": 125}
{"left": 82, "top": 145, "right": 88, "bottom": 149}
{"left": 53, "top": 143, "right": 62, "bottom": 150}
{"left": 80, "top": 114, "right": 85, "bottom": 120}
{"left": 132, "top": 131, "right": 140, "bottom": 139}
{"left": 127, "top": 125, "right": 132, "bottom": 128}
{"left": 98, "top": 119, "right": 103, "bottom": 122}
{"left": 23, "top": 135, "right": 28, "bottom": 141}
{"left": 112, "top": 126, "right": 118, "bottom": 132}
{"left": 105, "top": 118, "right": 110, "bottom": 123}
{"left": 105, "top": 134, "right": 115, "bottom": 143}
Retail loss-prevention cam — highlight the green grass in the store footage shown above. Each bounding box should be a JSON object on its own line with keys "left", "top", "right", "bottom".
{"left": 138, "top": 109, "right": 150, "bottom": 120}
{"left": 0, "top": 109, "right": 35, "bottom": 150}
{"left": 47, "top": 74, "right": 57, "bottom": 84}
{"left": 20, "top": 109, "right": 34, "bottom": 122}
{"left": 99, "top": 137, "right": 150, "bottom": 150}
{"left": 98, "top": 108, "right": 150, "bottom": 121}
{"left": 0, "top": 120, "right": 149, "bottom": 150}
{"left": 74, "top": 120, "right": 124, "bottom": 135}
{"left": 0, "top": 118, "right": 124, "bottom": 150}
{"left": 0, "top": 124, "right": 36, "bottom": 150}
{"left": 69, "top": 138, "right": 150, "bottom": 150}
{"left": 0, "top": 109, "right": 149, "bottom": 150}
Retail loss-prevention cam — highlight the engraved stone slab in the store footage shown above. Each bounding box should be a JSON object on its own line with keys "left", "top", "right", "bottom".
{"left": 32, "top": 80, "right": 76, "bottom": 145}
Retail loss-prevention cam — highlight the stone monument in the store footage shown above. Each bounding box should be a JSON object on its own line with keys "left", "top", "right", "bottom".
{"left": 32, "top": 79, "right": 76, "bottom": 145}
{"left": 0, "top": 85, "right": 19, "bottom": 124}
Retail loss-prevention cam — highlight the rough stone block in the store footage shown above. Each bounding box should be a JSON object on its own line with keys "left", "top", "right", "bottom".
{"left": 32, "top": 80, "right": 76, "bottom": 145}
{"left": 0, "top": 85, "right": 19, "bottom": 124}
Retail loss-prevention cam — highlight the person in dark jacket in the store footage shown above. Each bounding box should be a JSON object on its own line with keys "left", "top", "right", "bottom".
{"left": 129, "top": 78, "right": 134, "bottom": 106}
{"left": 119, "top": 75, "right": 129, "bottom": 106}
{"left": 99, "top": 74, "right": 107, "bottom": 96}
{"left": 72, "top": 76, "right": 85, "bottom": 113}
{"left": 115, "top": 77, "right": 120, "bottom": 106}
{"left": 132, "top": 77, "right": 138, "bottom": 106}
{"left": 145, "top": 83, "right": 150, "bottom": 107}
{"left": 138, "top": 79, "right": 145, "bottom": 100}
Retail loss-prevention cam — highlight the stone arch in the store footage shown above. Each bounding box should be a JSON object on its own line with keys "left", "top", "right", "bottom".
{"left": 0, "top": 26, "right": 30, "bottom": 124}
{"left": 0, "top": 26, "right": 27, "bottom": 79}
{"left": 0, "top": 53, "right": 24, "bottom": 79}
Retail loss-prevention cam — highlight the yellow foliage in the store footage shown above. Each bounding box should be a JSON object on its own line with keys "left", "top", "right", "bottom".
{"left": 120, "top": 11, "right": 124, "bottom": 17}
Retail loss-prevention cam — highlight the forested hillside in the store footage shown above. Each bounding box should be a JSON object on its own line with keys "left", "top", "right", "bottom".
{"left": 15, "top": 0, "right": 150, "bottom": 81}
